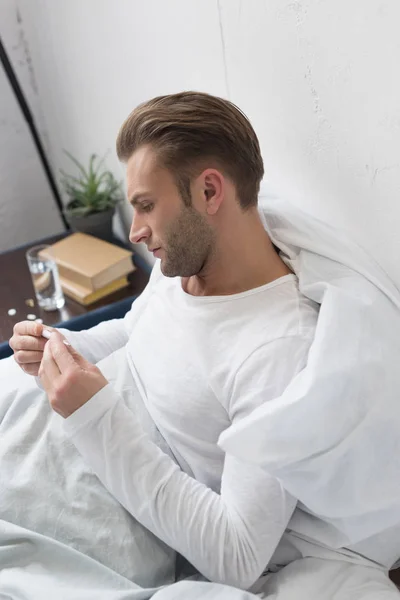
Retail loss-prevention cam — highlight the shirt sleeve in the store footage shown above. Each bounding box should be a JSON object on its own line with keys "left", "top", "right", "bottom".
{"left": 63, "top": 335, "right": 311, "bottom": 590}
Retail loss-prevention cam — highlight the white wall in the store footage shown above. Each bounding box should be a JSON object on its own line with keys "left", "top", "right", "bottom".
{"left": 17, "top": 0, "right": 228, "bottom": 263}
{"left": 14, "top": 0, "right": 400, "bottom": 284}
{"left": 220, "top": 0, "right": 400, "bottom": 284}
{"left": 0, "top": 0, "right": 64, "bottom": 252}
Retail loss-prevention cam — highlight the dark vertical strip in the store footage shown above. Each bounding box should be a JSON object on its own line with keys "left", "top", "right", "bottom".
{"left": 0, "top": 36, "right": 69, "bottom": 230}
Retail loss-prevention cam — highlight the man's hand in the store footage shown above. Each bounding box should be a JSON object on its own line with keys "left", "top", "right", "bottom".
{"left": 9, "top": 321, "right": 57, "bottom": 376}
{"left": 39, "top": 330, "right": 108, "bottom": 418}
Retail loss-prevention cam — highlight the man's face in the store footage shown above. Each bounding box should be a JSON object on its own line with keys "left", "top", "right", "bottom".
{"left": 126, "top": 146, "right": 215, "bottom": 278}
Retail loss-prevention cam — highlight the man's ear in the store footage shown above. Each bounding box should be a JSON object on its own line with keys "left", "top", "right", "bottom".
{"left": 201, "top": 169, "right": 224, "bottom": 215}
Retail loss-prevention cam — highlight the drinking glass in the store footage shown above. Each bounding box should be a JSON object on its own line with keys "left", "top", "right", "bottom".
{"left": 26, "top": 244, "right": 65, "bottom": 311}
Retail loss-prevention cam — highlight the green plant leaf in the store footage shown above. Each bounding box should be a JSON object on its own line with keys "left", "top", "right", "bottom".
{"left": 63, "top": 150, "right": 89, "bottom": 180}
{"left": 60, "top": 151, "right": 122, "bottom": 215}
{"left": 59, "top": 169, "right": 86, "bottom": 189}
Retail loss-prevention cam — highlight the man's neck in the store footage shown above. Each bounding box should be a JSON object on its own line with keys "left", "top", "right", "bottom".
{"left": 183, "top": 210, "right": 292, "bottom": 297}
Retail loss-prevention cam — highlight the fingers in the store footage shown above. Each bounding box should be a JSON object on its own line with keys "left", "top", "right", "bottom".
{"left": 47, "top": 332, "right": 79, "bottom": 372}
{"left": 39, "top": 337, "right": 61, "bottom": 381}
{"left": 10, "top": 335, "right": 47, "bottom": 353}
{"left": 9, "top": 321, "right": 57, "bottom": 378}
{"left": 21, "top": 363, "right": 41, "bottom": 376}
{"left": 63, "top": 343, "right": 88, "bottom": 368}
{"left": 13, "top": 320, "right": 44, "bottom": 337}
{"left": 14, "top": 350, "right": 45, "bottom": 364}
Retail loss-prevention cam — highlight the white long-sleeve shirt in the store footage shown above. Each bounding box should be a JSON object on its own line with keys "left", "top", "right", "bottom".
{"left": 62, "top": 262, "right": 318, "bottom": 589}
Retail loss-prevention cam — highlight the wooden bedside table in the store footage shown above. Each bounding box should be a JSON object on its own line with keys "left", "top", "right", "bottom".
{"left": 0, "top": 233, "right": 150, "bottom": 346}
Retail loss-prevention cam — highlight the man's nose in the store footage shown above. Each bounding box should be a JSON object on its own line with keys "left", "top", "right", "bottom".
{"left": 129, "top": 214, "right": 150, "bottom": 245}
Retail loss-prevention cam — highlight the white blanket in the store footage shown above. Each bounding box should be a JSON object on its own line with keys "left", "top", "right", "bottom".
{"left": 0, "top": 349, "right": 176, "bottom": 598}
{"left": 220, "top": 197, "right": 400, "bottom": 548}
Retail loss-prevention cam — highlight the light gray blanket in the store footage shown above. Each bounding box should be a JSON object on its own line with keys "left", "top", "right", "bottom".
{"left": 0, "top": 350, "right": 174, "bottom": 599}
{"left": 0, "top": 353, "right": 256, "bottom": 600}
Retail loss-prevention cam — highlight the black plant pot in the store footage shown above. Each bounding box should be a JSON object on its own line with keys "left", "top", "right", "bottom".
{"left": 65, "top": 207, "right": 115, "bottom": 242}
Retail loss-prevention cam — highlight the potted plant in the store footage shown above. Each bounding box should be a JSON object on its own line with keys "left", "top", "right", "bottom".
{"left": 61, "top": 152, "right": 122, "bottom": 242}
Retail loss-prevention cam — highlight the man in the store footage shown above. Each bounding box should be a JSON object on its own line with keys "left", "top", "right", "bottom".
{"left": 8, "top": 92, "right": 399, "bottom": 598}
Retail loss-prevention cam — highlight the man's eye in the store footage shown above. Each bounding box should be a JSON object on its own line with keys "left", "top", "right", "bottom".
{"left": 141, "top": 203, "right": 153, "bottom": 213}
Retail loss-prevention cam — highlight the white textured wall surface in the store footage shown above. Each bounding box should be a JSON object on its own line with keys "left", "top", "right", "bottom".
{"left": 0, "top": 0, "right": 64, "bottom": 252}
{"left": 220, "top": 0, "right": 400, "bottom": 284}
{"left": 11, "top": 0, "right": 400, "bottom": 281}
{"left": 17, "top": 0, "right": 228, "bottom": 263}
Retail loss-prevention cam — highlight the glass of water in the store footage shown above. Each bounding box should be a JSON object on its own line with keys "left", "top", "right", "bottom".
{"left": 26, "top": 244, "right": 65, "bottom": 311}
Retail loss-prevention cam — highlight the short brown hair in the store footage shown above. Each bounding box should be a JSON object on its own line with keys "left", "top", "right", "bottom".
{"left": 116, "top": 91, "right": 264, "bottom": 210}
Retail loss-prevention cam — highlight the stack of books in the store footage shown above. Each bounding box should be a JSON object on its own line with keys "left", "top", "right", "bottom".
{"left": 40, "top": 233, "right": 135, "bottom": 306}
